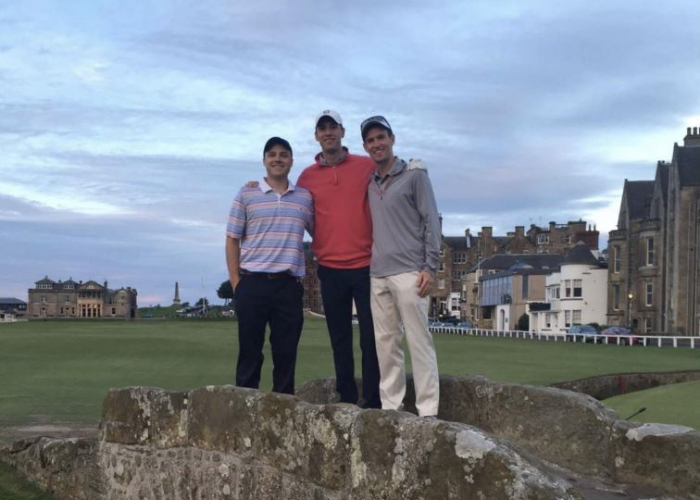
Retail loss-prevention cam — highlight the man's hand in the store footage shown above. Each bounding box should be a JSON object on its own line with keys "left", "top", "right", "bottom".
{"left": 230, "top": 274, "right": 240, "bottom": 291}
{"left": 408, "top": 158, "right": 426, "bottom": 171}
{"left": 416, "top": 270, "right": 434, "bottom": 297}
{"left": 244, "top": 180, "right": 259, "bottom": 188}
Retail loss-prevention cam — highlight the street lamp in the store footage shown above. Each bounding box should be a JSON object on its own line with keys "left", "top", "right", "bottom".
{"left": 626, "top": 292, "right": 634, "bottom": 327}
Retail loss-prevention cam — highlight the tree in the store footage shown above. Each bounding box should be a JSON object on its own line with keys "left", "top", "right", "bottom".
{"left": 195, "top": 297, "right": 209, "bottom": 308}
{"left": 217, "top": 280, "right": 234, "bottom": 305}
{"left": 517, "top": 313, "right": 529, "bottom": 331}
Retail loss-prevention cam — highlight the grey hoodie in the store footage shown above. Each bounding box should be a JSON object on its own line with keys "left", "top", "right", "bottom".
{"left": 368, "top": 158, "right": 441, "bottom": 278}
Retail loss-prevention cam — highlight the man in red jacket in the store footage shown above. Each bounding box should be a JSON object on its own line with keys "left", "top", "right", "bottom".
{"left": 296, "top": 110, "right": 381, "bottom": 408}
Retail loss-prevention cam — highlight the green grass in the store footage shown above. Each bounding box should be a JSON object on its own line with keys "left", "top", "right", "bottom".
{"left": 1, "top": 319, "right": 699, "bottom": 427}
{"left": 1, "top": 320, "right": 698, "bottom": 500}
{"left": 0, "top": 462, "right": 55, "bottom": 500}
{"left": 604, "top": 380, "right": 700, "bottom": 429}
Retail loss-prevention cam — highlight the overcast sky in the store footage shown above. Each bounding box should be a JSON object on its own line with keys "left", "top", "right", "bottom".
{"left": 1, "top": 0, "right": 699, "bottom": 305}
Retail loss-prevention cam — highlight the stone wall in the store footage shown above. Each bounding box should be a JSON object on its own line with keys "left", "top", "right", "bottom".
{"left": 2, "top": 377, "right": 700, "bottom": 499}
{"left": 550, "top": 370, "right": 700, "bottom": 400}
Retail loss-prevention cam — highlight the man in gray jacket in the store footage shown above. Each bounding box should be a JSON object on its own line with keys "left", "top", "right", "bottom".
{"left": 361, "top": 115, "right": 441, "bottom": 417}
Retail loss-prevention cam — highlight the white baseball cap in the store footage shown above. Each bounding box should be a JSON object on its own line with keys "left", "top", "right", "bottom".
{"left": 315, "top": 109, "right": 343, "bottom": 128}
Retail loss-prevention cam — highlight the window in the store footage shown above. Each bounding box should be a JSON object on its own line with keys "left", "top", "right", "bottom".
{"left": 564, "top": 310, "right": 572, "bottom": 327}
{"left": 537, "top": 234, "right": 549, "bottom": 245}
{"left": 645, "top": 318, "right": 652, "bottom": 333}
{"left": 612, "top": 285, "right": 620, "bottom": 310}
{"left": 41, "top": 295, "right": 47, "bottom": 303}
{"left": 572, "top": 310, "right": 582, "bottom": 325}
{"left": 453, "top": 253, "right": 466, "bottom": 264}
{"left": 521, "top": 276, "right": 529, "bottom": 298}
{"left": 545, "top": 313, "right": 552, "bottom": 328}
{"left": 439, "top": 248, "right": 445, "bottom": 257}
{"left": 565, "top": 235, "right": 573, "bottom": 244}
{"left": 564, "top": 280, "right": 571, "bottom": 298}
{"left": 573, "top": 279, "right": 582, "bottom": 297}
{"left": 438, "top": 262, "right": 445, "bottom": 272}
{"left": 112, "top": 308, "right": 117, "bottom": 315}
{"left": 613, "top": 245, "right": 621, "bottom": 273}
{"left": 438, "top": 279, "right": 445, "bottom": 289}
{"left": 647, "top": 238, "right": 655, "bottom": 266}
{"left": 646, "top": 282, "right": 653, "bottom": 306}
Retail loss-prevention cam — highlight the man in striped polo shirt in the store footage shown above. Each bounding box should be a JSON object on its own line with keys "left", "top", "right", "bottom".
{"left": 225, "top": 137, "right": 313, "bottom": 395}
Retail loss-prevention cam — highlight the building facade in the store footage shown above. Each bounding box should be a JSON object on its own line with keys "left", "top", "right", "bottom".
{"left": 528, "top": 243, "right": 608, "bottom": 333}
{"left": 607, "top": 127, "right": 700, "bottom": 334}
{"left": 0, "top": 298, "right": 27, "bottom": 322}
{"left": 27, "top": 277, "right": 138, "bottom": 319}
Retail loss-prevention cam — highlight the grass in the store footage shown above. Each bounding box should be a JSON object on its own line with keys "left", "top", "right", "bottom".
{"left": 1, "top": 319, "right": 699, "bottom": 427}
{"left": 1, "top": 319, "right": 698, "bottom": 500}
{"left": 604, "top": 380, "right": 700, "bottom": 429}
{"left": 0, "top": 462, "right": 55, "bottom": 500}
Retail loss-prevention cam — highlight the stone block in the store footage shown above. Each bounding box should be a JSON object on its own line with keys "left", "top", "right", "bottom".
{"left": 253, "top": 392, "right": 359, "bottom": 490}
{"left": 611, "top": 421, "right": 700, "bottom": 499}
{"left": 187, "top": 385, "right": 264, "bottom": 454}
{"left": 349, "top": 410, "right": 581, "bottom": 500}
{"left": 101, "top": 386, "right": 187, "bottom": 447}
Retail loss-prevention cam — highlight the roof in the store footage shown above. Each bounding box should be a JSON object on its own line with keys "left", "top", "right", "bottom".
{"left": 443, "top": 236, "right": 471, "bottom": 251}
{"left": 0, "top": 298, "right": 27, "bottom": 305}
{"left": 35, "top": 276, "right": 55, "bottom": 285}
{"left": 475, "top": 253, "right": 563, "bottom": 272}
{"left": 675, "top": 144, "right": 700, "bottom": 186}
{"left": 563, "top": 242, "right": 600, "bottom": 266}
{"left": 624, "top": 180, "right": 654, "bottom": 219}
{"left": 655, "top": 162, "right": 669, "bottom": 203}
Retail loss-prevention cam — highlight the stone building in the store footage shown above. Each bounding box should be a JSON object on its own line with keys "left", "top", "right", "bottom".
{"left": 464, "top": 253, "right": 563, "bottom": 329}
{"left": 438, "top": 222, "right": 598, "bottom": 321}
{"left": 607, "top": 127, "right": 700, "bottom": 334}
{"left": 300, "top": 220, "right": 598, "bottom": 320}
{"left": 27, "top": 277, "right": 138, "bottom": 319}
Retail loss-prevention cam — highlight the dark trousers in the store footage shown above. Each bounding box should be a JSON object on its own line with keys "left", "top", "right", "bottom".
{"left": 317, "top": 265, "right": 381, "bottom": 408}
{"left": 234, "top": 274, "right": 304, "bottom": 395}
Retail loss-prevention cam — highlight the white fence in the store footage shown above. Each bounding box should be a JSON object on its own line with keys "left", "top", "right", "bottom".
{"left": 429, "top": 326, "right": 700, "bottom": 349}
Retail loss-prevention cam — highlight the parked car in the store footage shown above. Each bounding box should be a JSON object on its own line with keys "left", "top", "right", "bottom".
{"left": 441, "top": 316, "right": 460, "bottom": 326}
{"left": 221, "top": 310, "right": 236, "bottom": 318}
{"left": 428, "top": 320, "right": 446, "bottom": 328}
{"left": 566, "top": 325, "right": 600, "bottom": 342}
{"left": 456, "top": 320, "right": 474, "bottom": 329}
{"left": 601, "top": 326, "right": 639, "bottom": 345}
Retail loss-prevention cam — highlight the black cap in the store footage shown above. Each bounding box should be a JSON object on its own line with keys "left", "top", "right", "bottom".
{"left": 361, "top": 115, "right": 392, "bottom": 140}
{"left": 263, "top": 137, "right": 293, "bottom": 156}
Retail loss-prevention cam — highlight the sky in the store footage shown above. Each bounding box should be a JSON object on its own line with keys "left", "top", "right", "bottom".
{"left": 1, "top": 0, "right": 699, "bottom": 306}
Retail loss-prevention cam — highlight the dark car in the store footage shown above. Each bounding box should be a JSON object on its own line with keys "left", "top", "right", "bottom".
{"left": 456, "top": 320, "right": 474, "bottom": 329}
{"left": 566, "top": 325, "right": 600, "bottom": 343}
{"left": 601, "top": 326, "right": 638, "bottom": 346}
{"left": 441, "top": 316, "right": 460, "bottom": 326}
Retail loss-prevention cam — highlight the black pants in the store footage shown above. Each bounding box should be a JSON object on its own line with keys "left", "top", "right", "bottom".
{"left": 317, "top": 265, "right": 381, "bottom": 408}
{"left": 234, "top": 274, "right": 304, "bottom": 395}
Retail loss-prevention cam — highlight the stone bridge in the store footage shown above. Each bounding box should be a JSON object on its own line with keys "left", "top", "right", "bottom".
{"left": 1, "top": 375, "right": 699, "bottom": 499}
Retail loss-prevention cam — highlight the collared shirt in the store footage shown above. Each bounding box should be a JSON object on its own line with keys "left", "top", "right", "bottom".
{"left": 226, "top": 179, "right": 313, "bottom": 277}
{"left": 368, "top": 158, "right": 441, "bottom": 278}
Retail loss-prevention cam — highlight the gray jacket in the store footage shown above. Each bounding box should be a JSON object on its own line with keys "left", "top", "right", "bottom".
{"left": 368, "top": 158, "right": 441, "bottom": 278}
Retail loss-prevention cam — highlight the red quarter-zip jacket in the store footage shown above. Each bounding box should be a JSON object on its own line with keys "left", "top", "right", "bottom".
{"left": 296, "top": 150, "right": 374, "bottom": 268}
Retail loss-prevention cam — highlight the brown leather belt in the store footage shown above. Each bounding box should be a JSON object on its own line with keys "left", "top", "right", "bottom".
{"left": 240, "top": 269, "right": 294, "bottom": 279}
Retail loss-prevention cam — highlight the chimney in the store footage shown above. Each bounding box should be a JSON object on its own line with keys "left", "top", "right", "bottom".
{"left": 438, "top": 213, "right": 443, "bottom": 236}
{"left": 515, "top": 226, "right": 524, "bottom": 238}
{"left": 465, "top": 228, "right": 471, "bottom": 237}
{"left": 481, "top": 226, "right": 493, "bottom": 239}
{"left": 549, "top": 221, "right": 556, "bottom": 231}
{"left": 684, "top": 126, "right": 700, "bottom": 147}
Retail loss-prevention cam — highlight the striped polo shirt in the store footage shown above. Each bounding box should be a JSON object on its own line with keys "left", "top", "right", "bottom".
{"left": 226, "top": 179, "right": 313, "bottom": 277}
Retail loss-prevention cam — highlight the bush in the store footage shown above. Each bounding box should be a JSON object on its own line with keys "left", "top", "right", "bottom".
{"left": 517, "top": 313, "right": 529, "bottom": 331}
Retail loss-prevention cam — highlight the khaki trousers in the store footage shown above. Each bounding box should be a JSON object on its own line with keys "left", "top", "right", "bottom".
{"left": 370, "top": 271, "right": 439, "bottom": 417}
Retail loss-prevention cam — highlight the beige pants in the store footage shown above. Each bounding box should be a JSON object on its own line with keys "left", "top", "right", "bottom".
{"left": 370, "top": 271, "right": 439, "bottom": 417}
